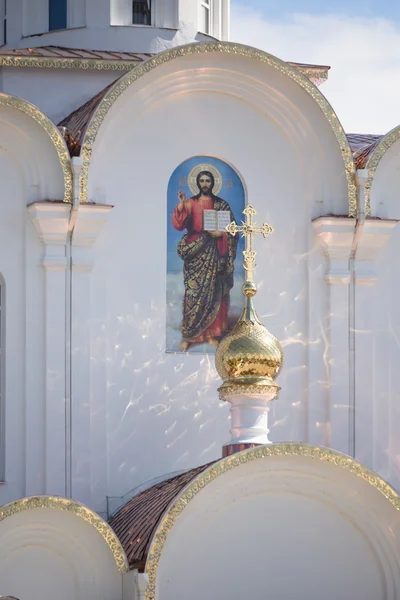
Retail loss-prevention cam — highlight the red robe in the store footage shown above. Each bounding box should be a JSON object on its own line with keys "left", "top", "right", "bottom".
{"left": 172, "top": 196, "right": 229, "bottom": 343}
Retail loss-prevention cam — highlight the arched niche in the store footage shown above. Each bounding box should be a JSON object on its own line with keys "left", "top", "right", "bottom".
{"left": 0, "top": 96, "right": 71, "bottom": 505}
{"left": 0, "top": 496, "right": 128, "bottom": 600}
{"left": 0, "top": 94, "right": 71, "bottom": 203}
{"left": 81, "top": 43, "right": 354, "bottom": 218}
{"left": 366, "top": 126, "right": 400, "bottom": 219}
{"left": 77, "top": 43, "right": 355, "bottom": 493}
{"left": 359, "top": 125, "right": 400, "bottom": 495}
{"left": 145, "top": 444, "right": 400, "bottom": 600}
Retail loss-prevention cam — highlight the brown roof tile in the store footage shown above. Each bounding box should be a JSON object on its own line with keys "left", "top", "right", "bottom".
{"left": 288, "top": 61, "right": 330, "bottom": 70}
{"left": 58, "top": 80, "right": 119, "bottom": 156}
{"left": 346, "top": 133, "right": 383, "bottom": 169}
{"left": 0, "top": 46, "right": 329, "bottom": 72}
{"left": 109, "top": 462, "right": 214, "bottom": 571}
{"left": 0, "top": 45, "right": 152, "bottom": 63}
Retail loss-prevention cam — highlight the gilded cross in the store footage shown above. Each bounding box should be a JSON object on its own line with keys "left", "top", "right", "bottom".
{"left": 226, "top": 204, "right": 274, "bottom": 282}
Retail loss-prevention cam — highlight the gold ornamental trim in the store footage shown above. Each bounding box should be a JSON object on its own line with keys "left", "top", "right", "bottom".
{"left": 144, "top": 443, "right": 400, "bottom": 599}
{"left": 79, "top": 42, "right": 356, "bottom": 215}
{"left": 0, "top": 54, "right": 329, "bottom": 81}
{"left": 218, "top": 382, "right": 279, "bottom": 401}
{"left": 0, "top": 93, "right": 72, "bottom": 203}
{"left": 0, "top": 55, "right": 139, "bottom": 71}
{"left": 0, "top": 495, "right": 129, "bottom": 572}
{"left": 364, "top": 125, "right": 400, "bottom": 216}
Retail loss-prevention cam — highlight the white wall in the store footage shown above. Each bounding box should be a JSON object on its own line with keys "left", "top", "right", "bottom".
{"left": 2, "top": 47, "right": 397, "bottom": 527}
{"left": 0, "top": 102, "right": 65, "bottom": 506}
{"left": 2, "top": 68, "right": 120, "bottom": 124}
{"left": 4, "top": 0, "right": 216, "bottom": 51}
{"left": 354, "top": 142, "right": 400, "bottom": 492}
{"left": 355, "top": 233, "right": 400, "bottom": 492}
{"left": 81, "top": 50, "right": 348, "bottom": 507}
{"left": 370, "top": 139, "right": 400, "bottom": 219}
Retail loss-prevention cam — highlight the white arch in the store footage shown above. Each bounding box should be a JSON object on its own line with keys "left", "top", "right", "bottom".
{"left": 79, "top": 42, "right": 356, "bottom": 215}
{"left": 0, "top": 93, "right": 72, "bottom": 203}
{"left": 364, "top": 123, "right": 400, "bottom": 215}
{"left": 0, "top": 495, "right": 128, "bottom": 572}
{"left": 145, "top": 443, "right": 400, "bottom": 599}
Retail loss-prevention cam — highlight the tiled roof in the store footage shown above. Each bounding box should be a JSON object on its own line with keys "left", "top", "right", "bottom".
{"left": 0, "top": 45, "right": 152, "bottom": 67}
{"left": 346, "top": 133, "right": 383, "bottom": 169}
{"left": 109, "top": 462, "right": 214, "bottom": 571}
{"left": 58, "top": 81, "right": 117, "bottom": 156}
{"left": 288, "top": 61, "right": 330, "bottom": 70}
{"left": 0, "top": 45, "right": 328, "bottom": 71}
{"left": 0, "top": 44, "right": 330, "bottom": 90}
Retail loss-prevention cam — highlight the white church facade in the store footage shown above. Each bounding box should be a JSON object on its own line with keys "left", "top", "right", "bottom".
{"left": 1, "top": 0, "right": 400, "bottom": 598}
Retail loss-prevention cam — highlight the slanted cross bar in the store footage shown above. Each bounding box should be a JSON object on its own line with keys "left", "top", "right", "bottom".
{"left": 226, "top": 204, "right": 274, "bottom": 282}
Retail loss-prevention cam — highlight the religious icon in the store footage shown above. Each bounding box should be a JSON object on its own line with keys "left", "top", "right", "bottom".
{"left": 166, "top": 157, "right": 245, "bottom": 354}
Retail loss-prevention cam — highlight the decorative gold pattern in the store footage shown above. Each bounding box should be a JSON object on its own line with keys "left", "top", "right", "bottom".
{"left": 0, "top": 54, "right": 329, "bottom": 85}
{"left": 364, "top": 126, "right": 400, "bottom": 216}
{"left": 215, "top": 301, "right": 283, "bottom": 381}
{"left": 79, "top": 42, "right": 356, "bottom": 214}
{"left": 218, "top": 379, "right": 280, "bottom": 401}
{"left": 215, "top": 293, "right": 283, "bottom": 400}
{"left": 0, "top": 93, "right": 72, "bottom": 203}
{"left": 0, "top": 55, "right": 140, "bottom": 72}
{"left": 145, "top": 443, "right": 400, "bottom": 599}
{"left": 187, "top": 163, "right": 223, "bottom": 196}
{"left": 0, "top": 495, "right": 129, "bottom": 572}
{"left": 226, "top": 203, "right": 274, "bottom": 282}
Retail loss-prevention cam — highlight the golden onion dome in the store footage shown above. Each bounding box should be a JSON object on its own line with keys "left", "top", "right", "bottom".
{"left": 215, "top": 282, "right": 283, "bottom": 390}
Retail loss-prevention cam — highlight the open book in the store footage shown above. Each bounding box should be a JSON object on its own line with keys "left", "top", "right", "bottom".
{"left": 203, "top": 210, "right": 231, "bottom": 232}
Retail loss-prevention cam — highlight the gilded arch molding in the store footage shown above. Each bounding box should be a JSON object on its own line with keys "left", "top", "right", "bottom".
{"left": 144, "top": 443, "right": 400, "bottom": 600}
{"left": 80, "top": 42, "right": 357, "bottom": 215}
{"left": 364, "top": 125, "right": 400, "bottom": 216}
{"left": 0, "top": 93, "right": 72, "bottom": 203}
{"left": 0, "top": 495, "right": 129, "bottom": 572}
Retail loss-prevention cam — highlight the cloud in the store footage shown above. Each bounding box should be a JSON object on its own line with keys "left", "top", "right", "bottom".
{"left": 230, "top": 5, "right": 400, "bottom": 134}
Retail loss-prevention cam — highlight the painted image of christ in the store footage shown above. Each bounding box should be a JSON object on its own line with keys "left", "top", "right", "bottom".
{"left": 166, "top": 157, "right": 245, "bottom": 354}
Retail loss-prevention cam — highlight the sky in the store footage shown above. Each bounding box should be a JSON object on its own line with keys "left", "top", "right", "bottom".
{"left": 230, "top": 0, "right": 400, "bottom": 134}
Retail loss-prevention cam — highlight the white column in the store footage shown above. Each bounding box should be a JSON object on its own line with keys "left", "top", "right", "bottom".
{"left": 353, "top": 220, "right": 397, "bottom": 469}
{"left": 221, "top": 0, "right": 229, "bottom": 40}
{"left": 137, "top": 573, "right": 149, "bottom": 600}
{"left": 110, "top": 0, "right": 132, "bottom": 25}
{"left": 228, "top": 393, "right": 273, "bottom": 447}
{"left": 313, "top": 217, "right": 355, "bottom": 455}
{"left": 28, "top": 201, "right": 71, "bottom": 496}
{"left": 70, "top": 203, "right": 113, "bottom": 507}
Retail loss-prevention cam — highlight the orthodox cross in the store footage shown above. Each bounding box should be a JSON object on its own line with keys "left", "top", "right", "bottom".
{"left": 226, "top": 204, "right": 274, "bottom": 283}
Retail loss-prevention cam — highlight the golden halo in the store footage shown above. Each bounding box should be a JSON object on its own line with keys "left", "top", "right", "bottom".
{"left": 188, "top": 163, "right": 223, "bottom": 196}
